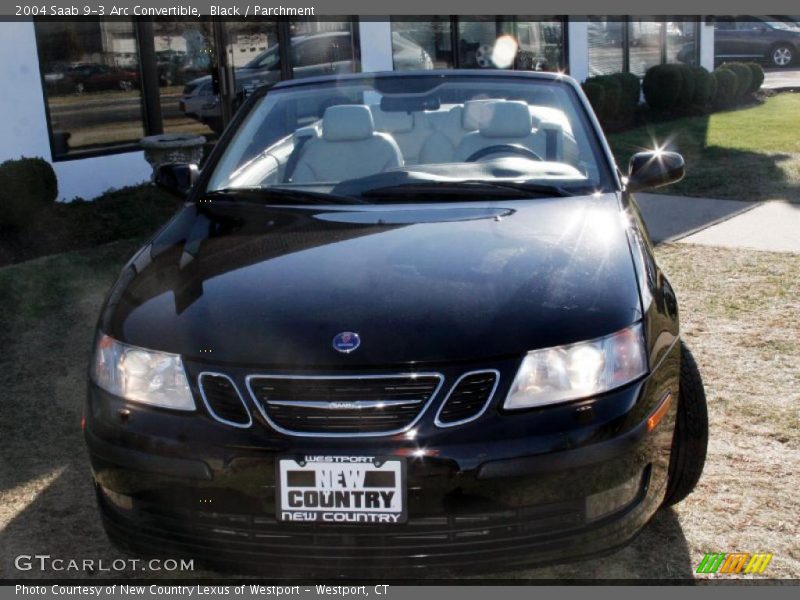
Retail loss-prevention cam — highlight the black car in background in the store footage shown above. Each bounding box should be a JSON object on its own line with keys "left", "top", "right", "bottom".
{"left": 85, "top": 71, "right": 708, "bottom": 575}
{"left": 715, "top": 16, "right": 800, "bottom": 67}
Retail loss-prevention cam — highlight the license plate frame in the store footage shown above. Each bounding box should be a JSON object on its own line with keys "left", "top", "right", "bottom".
{"left": 275, "top": 455, "right": 407, "bottom": 525}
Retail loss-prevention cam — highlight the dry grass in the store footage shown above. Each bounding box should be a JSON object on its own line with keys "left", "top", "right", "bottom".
{"left": 650, "top": 244, "right": 800, "bottom": 578}
{"left": 0, "top": 242, "right": 797, "bottom": 580}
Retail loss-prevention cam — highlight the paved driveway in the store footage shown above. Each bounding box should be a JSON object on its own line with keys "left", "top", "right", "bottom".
{"left": 763, "top": 67, "right": 800, "bottom": 89}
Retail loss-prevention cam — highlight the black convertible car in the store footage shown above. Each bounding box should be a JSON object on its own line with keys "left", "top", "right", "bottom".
{"left": 86, "top": 70, "right": 708, "bottom": 575}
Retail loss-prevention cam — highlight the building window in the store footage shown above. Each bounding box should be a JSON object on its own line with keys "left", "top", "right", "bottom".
{"left": 392, "top": 17, "right": 565, "bottom": 72}
{"left": 289, "top": 18, "right": 360, "bottom": 79}
{"left": 588, "top": 17, "right": 625, "bottom": 76}
{"left": 33, "top": 17, "right": 361, "bottom": 161}
{"left": 223, "top": 21, "right": 281, "bottom": 129}
{"left": 457, "top": 17, "right": 506, "bottom": 68}
{"left": 390, "top": 18, "right": 453, "bottom": 70}
{"left": 666, "top": 18, "right": 699, "bottom": 66}
{"left": 35, "top": 20, "right": 146, "bottom": 159}
{"left": 628, "top": 18, "right": 664, "bottom": 77}
{"left": 150, "top": 20, "right": 216, "bottom": 136}
{"left": 506, "top": 17, "right": 565, "bottom": 71}
{"left": 588, "top": 16, "right": 699, "bottom": 78}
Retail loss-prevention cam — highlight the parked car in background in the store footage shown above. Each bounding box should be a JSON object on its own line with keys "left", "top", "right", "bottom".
{"left": 88, "top": 70, "right": 708, "bottom": 575}
{"left": 714, "top": 16, "right": 800, "bottom": 67}
{"left": 179, "top": 78, "right": 219, "bottom": 127}
{"left": 64, "top": 63, "right": 141, "bottom": 93}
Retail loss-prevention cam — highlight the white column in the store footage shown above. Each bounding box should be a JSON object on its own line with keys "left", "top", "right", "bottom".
{"left": 0, "top": 20, "right": 52, "bottom": 163}
{"left": 699, "top": 18, "right": 715, "bottom": 71}
{"left": 358, "top": 18, "right": 394, "bottom": 73}
{"left": 567, "top": 18, "right": 589, "bottom": 82}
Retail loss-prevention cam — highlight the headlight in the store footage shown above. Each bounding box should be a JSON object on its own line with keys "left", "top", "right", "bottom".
{"left": 503, "top": 323, "right": 647, "bottom": 410}
{"left": 91, "top": 333, "right": 195, "bottom": 411}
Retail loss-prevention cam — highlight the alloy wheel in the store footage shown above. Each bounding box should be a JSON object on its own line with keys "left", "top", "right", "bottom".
{"left": 773, "top": 46, "right": 793, "bottom": 67}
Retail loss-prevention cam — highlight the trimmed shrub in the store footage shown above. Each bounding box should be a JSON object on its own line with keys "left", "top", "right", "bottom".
{"left": 721, "top": 62, "right": 753, "bottom": 97}
{"left": 0, "top": 157, "right": 58, "bottom": 230}
{"left": 745, "top": 62, "right": 765, "bottom": 94}
{"left": 584, "top": 75, "right": 622, "bottom": 121}
{"left": 613, "top": 71, "right": 642, "bottom": 114}
{"left": 691, "top": 66, "right": 716, "bottom": 108}
{"left": 676, "top": 65, "right": 697, "bottom": 109}
{"left": 597, "top": 75, "right": 622, "bottom": 120}
{"left": 582, "top": 81, "right": 606, "bottom": 121}
{"left": 713, "top": 68, "right": 738, "bottom": 109}
{"left": 643, "top": 64, "right": 683, "bottom": 112}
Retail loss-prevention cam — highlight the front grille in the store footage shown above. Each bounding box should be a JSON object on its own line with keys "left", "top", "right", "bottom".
{"left": 247, "top": 374, "right": 443, "bottom": 435}
{"left": 198, "top": 373, "right": 251, "bottom": 427}
{"left": 436, "top": 370, "right": 499, "bottom": 426}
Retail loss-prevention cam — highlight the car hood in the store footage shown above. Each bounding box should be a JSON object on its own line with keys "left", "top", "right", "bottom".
{"left": 101, "top": 193, "right": 642, "bottom": 367}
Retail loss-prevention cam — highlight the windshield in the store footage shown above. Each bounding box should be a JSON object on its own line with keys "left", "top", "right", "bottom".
{"left": 206, "top": 73, "right": 615, "bottom": 202}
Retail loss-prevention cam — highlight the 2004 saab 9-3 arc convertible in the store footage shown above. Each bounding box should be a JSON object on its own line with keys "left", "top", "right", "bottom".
{"left": 86, "top": 70, "right": 708, "bottom": 575}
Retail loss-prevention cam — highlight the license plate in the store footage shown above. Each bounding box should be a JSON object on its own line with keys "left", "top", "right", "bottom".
{"left": 276, "top": 456, "right": 406, "bottom": 524}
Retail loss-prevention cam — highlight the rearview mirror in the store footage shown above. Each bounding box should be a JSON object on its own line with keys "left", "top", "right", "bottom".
{"left": 154, "top": 163, "right": 199, "bottom": 197}
{"left": 626, "top": 151, "right": 685, "bottom": 192}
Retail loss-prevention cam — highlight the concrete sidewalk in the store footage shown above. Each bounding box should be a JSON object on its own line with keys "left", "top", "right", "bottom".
{"left": 680, "top": 200, "right": 800, "bottom": 253}
{"left": 636, "top": 193, "right": 800, "bottom": 253}
{"left": 763, "top": 67, "right": 800, "bottom": 90}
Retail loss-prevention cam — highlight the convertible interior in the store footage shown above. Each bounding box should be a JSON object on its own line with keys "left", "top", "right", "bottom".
{"left": 217, "top": 95, "right": 590, "bottom": 191}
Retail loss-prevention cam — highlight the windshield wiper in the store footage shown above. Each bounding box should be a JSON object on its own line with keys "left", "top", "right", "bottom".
{"left": 204, "top": 187, "right": 365, "bottom": 205}
{"left": 359, "top": 180, "right": 582, "bottom": 201}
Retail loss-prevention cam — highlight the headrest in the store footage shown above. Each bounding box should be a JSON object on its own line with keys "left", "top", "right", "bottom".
{"left": 323, "top": 105, "right": 375, "bottom": 142}
{"left": 479, "top": 101, "right": 533, "bottom": 138}
{"left": 462, "top": 99, "right": 496, "bottom": 130}
{"left": 369, "top": 106, "right": 414, "bottom": 134}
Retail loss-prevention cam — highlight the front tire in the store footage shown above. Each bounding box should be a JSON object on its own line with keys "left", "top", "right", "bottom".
{"left": 663, "top": 341, "right": 708, "bottom": 506}
{"left": 771, "top": 44, "right": 794, "bottom": 67}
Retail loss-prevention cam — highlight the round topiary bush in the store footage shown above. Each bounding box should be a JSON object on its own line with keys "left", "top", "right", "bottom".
{"left": 676, "top": 65, "right": 697, "bottom": 109}
{"left": 597, "top": 75, "right": 622, "bottom": 121}
{"left": 643, "top": 64, "right": 683, "bottom": 112}
{"left": 0, "top": 157, "right": 58, "bottom": 230}
{"left": 582, "top": 81, "right": 606, "bottom": 121}
{"left": 613, "top": 71, "right": 642, "bottom": 114}
{"left": 745, "top": 62, "right": 765, "bottom": 94}
{"left": 712, "top": 68, "right": 738, "bottom": 109}
{"left": 721, "top": 62, "right": 753, "bottom": 97}
{"left": 691, "top": 66, "right": 716, "bottom": 108}
{"left": 584, "top": 75, "right": 622, "bottom": 122}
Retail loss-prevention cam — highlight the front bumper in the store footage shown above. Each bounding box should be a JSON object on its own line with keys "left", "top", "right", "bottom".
{"left": 85, "top": 344, "right": 680, "bottom": 576}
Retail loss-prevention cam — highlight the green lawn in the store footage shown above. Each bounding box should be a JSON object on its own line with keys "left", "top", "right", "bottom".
{"left": 608, "top": 93, "right": 800, "bottom": 202}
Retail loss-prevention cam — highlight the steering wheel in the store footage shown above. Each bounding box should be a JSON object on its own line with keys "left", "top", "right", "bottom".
{"left": 465, "top": 144, "right": 543, "bottom": 163}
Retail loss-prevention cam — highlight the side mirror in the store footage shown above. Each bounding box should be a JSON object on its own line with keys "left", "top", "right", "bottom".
{"left": 154, "top": 163, "right": 199, "bottom": 197}
{"left": 626, "top": 151, "right": 685, "bottom": 192}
